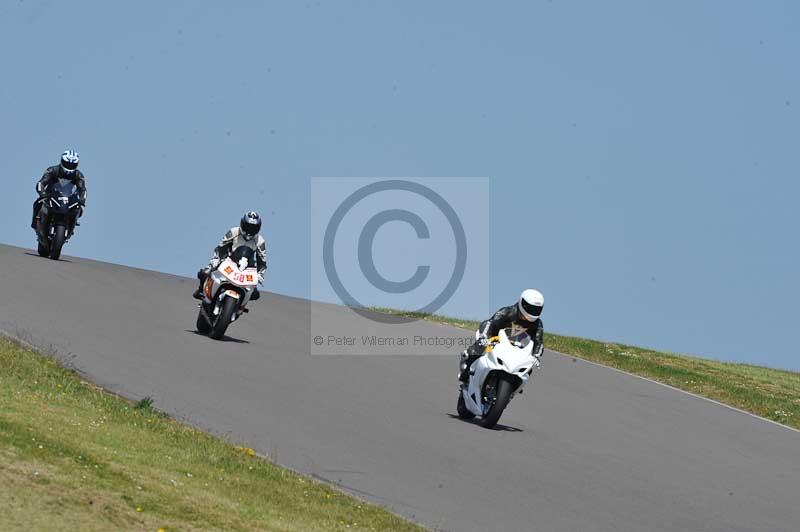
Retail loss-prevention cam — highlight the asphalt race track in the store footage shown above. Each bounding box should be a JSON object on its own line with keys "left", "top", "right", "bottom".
{"left": 1, "top": 244, "right": 798, "bottom": 532}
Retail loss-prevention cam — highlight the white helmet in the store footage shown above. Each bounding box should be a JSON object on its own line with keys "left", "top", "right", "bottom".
{"left": 60, "top": 149, "right": 79, "bottom": 174}
{"left": 518, "top": 289, "right": 544, "bottom": 322}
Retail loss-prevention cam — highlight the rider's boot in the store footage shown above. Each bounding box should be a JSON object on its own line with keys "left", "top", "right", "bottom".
{"left": 193, "top": 269, "right": 207, "bottom": 300}
{"left": 459, "top": 343, "right": 486, "bottom": 384}
{"left": 31, "top": 199, "right": 42, "bottom": 230}
{"left": 33, "top": 217, "right": 46, "bottom": 240}
{"left": 458, "top": 350, "right": 471, "bottom": 384}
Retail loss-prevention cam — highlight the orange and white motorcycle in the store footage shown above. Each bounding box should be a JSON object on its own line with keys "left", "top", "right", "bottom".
{"left": 196, "top": 246, "right": 259, "bottom": 340}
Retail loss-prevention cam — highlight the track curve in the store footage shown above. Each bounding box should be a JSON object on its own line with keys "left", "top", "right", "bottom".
{"left": 1, "top": 244, "right": 797, "bottom": 532}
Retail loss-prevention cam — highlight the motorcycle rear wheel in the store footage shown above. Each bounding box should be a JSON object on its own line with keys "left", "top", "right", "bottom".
{"left": 457, "top": 392, "right": 475, "bottom": 420}
{"left": 196, "top": 308, "right": 212, "bottom": 334}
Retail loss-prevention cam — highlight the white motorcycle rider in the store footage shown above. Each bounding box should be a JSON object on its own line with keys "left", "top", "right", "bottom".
{"left": 457, "top": 328, "right": 540, "bottom": 428}
{"left": 457, "top": 289, "right": 545, "bottom": 428}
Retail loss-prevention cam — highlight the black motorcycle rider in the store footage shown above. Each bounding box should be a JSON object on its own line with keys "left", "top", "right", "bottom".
{"left": 459, "top": 289, "right": 545, "bottom": 383}
{"left": 31, "top": 149, "right": 87, "bottom": 231}
{"left": 193, "top": 211, "right": 267, "bottom": 301}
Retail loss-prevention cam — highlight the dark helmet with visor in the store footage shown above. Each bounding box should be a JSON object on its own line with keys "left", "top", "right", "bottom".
{"left": 240, "top": 211, "right": 262, "bottom": 240}
{"left": 60, "top": 149, "right": 79, "bottom": 174}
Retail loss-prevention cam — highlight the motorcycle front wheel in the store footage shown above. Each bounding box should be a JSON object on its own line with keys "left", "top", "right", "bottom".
{"left": 480, "top": 375, "right": 515, "bottom": 429}
{"left": 209, "top": 296, "right": 238, "bottom": 340}
{"left": 49, "top": 225, "right": 66, "bottom": 260}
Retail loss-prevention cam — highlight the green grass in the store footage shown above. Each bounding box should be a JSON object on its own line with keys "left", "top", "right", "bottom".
{"left": 0, "top": 336, "right": 424, "bottom": 532}
{"left": 370, "top": 308, "right": 800, "bottom": 430}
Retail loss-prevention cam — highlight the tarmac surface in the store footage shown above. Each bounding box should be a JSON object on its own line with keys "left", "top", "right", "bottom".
{"left": 1, "top": 243, "right": 797, "bottom": 532}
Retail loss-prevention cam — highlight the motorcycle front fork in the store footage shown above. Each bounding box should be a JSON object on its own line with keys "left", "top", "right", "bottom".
{"left": 36, "top": 219, "right": 75, "bottom": 241}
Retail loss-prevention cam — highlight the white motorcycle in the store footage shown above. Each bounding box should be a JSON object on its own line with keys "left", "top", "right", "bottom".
{"left": 457, "top": 328, "right": 540, "bottom": 428}
{"left": 196, "top": 246, "right": 260, "bottom": 340}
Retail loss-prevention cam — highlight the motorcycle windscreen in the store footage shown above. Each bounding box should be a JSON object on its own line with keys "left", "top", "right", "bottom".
{"left": 504, "top": 327, "right": 532, "bottom": 347}
{"left": 229, "top": 245, "right": 257, "bottom": 270}
{"left": 50, "top": 178, "right": 78, "bottom": 199}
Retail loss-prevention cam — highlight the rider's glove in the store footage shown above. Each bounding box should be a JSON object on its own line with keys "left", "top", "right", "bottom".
{"left": 209, "top": 257, "right": 221, "bottom": 269}
{"left": 257, "top": 273, "right": 265, "bottom": 284}
{"left": 478, "top": 335, "right": 490, "bottom": 348}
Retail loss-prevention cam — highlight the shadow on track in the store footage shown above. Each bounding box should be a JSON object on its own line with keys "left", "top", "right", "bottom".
{"left": 184, "top": 330, "right": 250, "bottom": 344}
{"left": 445, "top": 413, "right": 524, "bottom": 432}
{"left": 24, "top": 251, "right": 73, "bottom": 263}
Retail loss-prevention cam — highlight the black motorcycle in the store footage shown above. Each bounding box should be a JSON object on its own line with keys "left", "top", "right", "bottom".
{"left": 35, "top": 178, "right": 82, "bottom": 260}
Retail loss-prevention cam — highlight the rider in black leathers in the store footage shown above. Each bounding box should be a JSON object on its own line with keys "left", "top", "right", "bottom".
{"left": 459, "top": 289, "right": 545, "bottom": 383}
{"left": 31, "top": 150, "right": 87, "bottom": 231}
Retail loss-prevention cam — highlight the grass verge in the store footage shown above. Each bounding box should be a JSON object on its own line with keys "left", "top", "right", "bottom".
{"left": 0, "top": 336, "right": 423, "bottom": 532}
{"left": 370, "top": 308, "right": 800, "bottom": 430}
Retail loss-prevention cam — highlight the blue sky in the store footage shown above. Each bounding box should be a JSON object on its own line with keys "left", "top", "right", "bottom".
{"left": 1, "top": 1, "right": 797, "bottom": 369}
